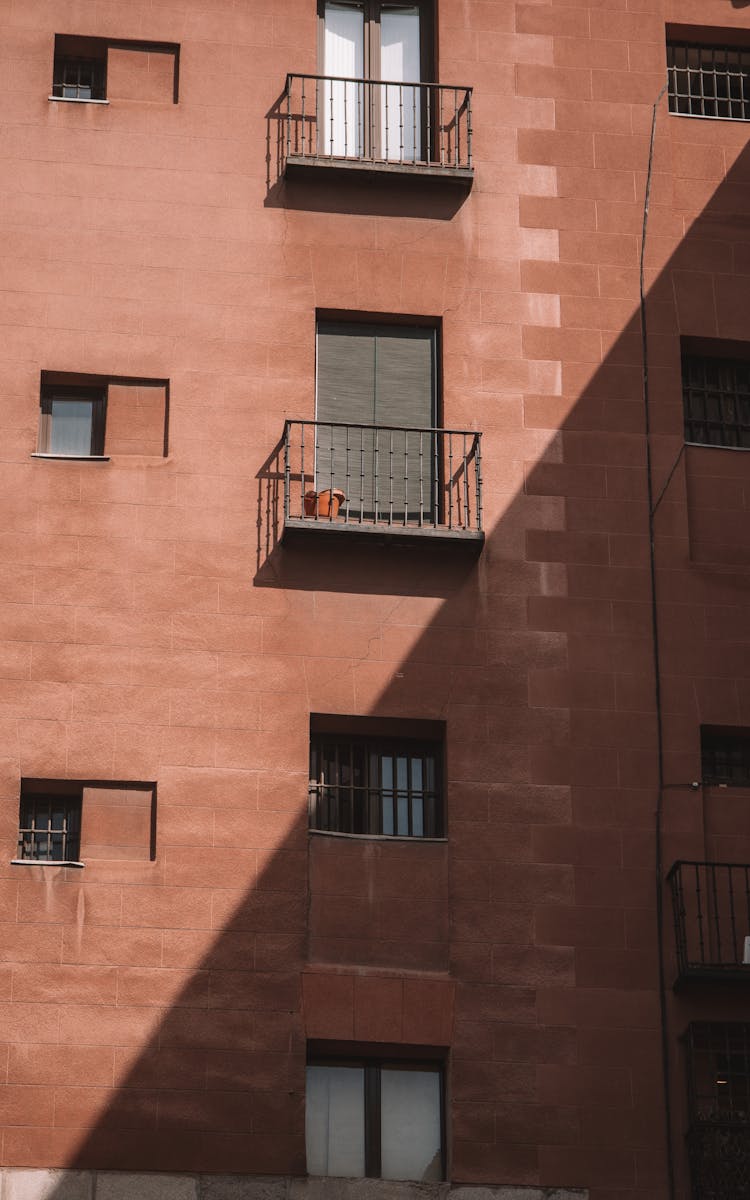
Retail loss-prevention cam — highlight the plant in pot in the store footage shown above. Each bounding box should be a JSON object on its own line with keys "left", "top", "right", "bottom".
{"left": 304, "top": 488, "right": 346, "bottom": 518}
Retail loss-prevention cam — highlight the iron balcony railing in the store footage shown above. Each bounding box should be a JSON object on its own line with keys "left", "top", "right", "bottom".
{"left": 283, "top": 419, "right": 482, "bottom": 542}
{"left": 669, "top": 861, "right": 750, "bottom": 980}
{"left": 283, "top": 73, "right": 473, "bottom": 174}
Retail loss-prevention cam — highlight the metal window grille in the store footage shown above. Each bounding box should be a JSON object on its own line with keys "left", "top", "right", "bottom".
{"left": 682, "top": 355, "right": 750, "bottom": 449}
{"left": 17, "top": 793, "right": 81, "bottom": 862}
{"left": 668, "top": 42, "right": 750, "bottom": 121}
{"left": 687, "top": 1023, "right": 750, "bottom": 1123}
{"left": 52, "top": 56, "right": 106, "bottom": 100}
{"left": 309, "top": 736, "right": 442, "bottom": 837}
{"left": 702, "top": 729, "right": 750, "bottom": 785}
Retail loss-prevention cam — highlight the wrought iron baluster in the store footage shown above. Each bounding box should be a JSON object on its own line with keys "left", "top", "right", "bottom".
{"left": 359, "top": 426, "right": 365, "bottom": 523}
{"left": 286, "top": 77, "right": 292, "bottom": 161}
{"left": 454, "top": 88, "right": 460, "bottom": 167}
{"left": 402, "top": 431, "right": 409, "bottom": 526}
{"left": 344, "top": 425, "right": 350, "bottom": 524}
{"left": 466, "top": 88, "right": 473, "bottom": 168}
{"left": 300, "top": 421, "right": 306, "bottom": 519}
{"left": 301, "top": 76, "right": 306, "bottom": 158}
{"left": 426, "top": 85, "right": 432, "bottom": 164}
{"left": 374, "top": 427, "right": 380, "bottom": 522}
{"left": 418, "top": 430, "right": 424, "bottom": 526}
{"left": 283, "top": 421, "right": 291, "bottom": 523}
{"left": 343, "top": 77, "right": 348, "bottom": 157}
{"left": 448, "top": 432, "right": 454, "bottom": 528}
{"left": 388, "top": 428, "right": 394, "bottom": 526}
{"left": 728, "top": 865, "right": 738, "bottom": 964}
{"left": 475, "top": 433, "right": 483, "bottom": 531}
{"left": 695, "top": 863, "right": 706, "bottom": 966}
{"left": 462, "top": 432, "right": 469, "bottom": 527}
{"left": 433, "top": 428, "right": 439, "bottom": 528}
{"left": 710, "top": 862, "right": 722, "bottom": 964}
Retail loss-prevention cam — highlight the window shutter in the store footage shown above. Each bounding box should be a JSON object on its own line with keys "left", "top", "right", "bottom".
{"left": 316, "top": 323, "right": 376, "bottom": 513}
{"left": 374, "top": 326, "right": 435, "bottom": 518}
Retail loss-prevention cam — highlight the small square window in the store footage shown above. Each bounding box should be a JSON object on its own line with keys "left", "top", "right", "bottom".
{"left": 52, "top": 36, "right": 107, "bottom": 100}
{"left": 701, "top": 727, "right": 750, "bottom": 786}
{"left": 668, "top": 38, "right": 750, "bottom": 121}
{"left": 38, "top": 384, "right": 106, "bottom": 457}
{"left": 17, "top": 784, "right": 82, "bottom": 864}
{"left": 681, "top": 349, "right": 750, "bottom": 449}
{"left": 306, "top": 1055, "right": 443, "bottom": 1181}
{"left": 309, "top": 717, "right": 444, "bottom": 837}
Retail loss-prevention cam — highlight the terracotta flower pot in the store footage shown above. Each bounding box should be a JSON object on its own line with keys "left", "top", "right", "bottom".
{"left": 315, "top": 488, "right": 346, "bottom": 518}
{"left": 303, "top": 490, "right": 318, "bottom": 516}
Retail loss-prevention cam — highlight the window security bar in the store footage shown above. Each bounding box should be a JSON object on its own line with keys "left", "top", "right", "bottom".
{"left": 668, "top": 42, "right": 750, "bottom": 121}
{"left": 283, "top": 419, "right": 482, "bottom": 537}
{"left": 309, "top": 736, "right": 442, "bottom": 838}
{"left": 668, "top": 861, "right": 750, "bottom": 978}
{"left": 682, "top": 354, "right": 750, "bottom": 449}
{"left": 17, "top": 794, "right": 81, "bottom": 862}
{"left": 685, "top": 1023, "right": 750, "bottom": 1198}
{"left": 283, "top": 74, "right": 472, "bottom": 171}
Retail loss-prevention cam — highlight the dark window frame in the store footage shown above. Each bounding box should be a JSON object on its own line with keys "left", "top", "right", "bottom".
{"left": 17, "top": 783, "right": 83, "bottom": 864}
{"left": 701, "top": 727, "right": 750, "bottom": 787}
{"left": 686, "top": 1022, "right": 750, "bottom": 1125}
{"left": 681, "top": 351, "right": 750, "bottom": 449}
{"left": 667, "top": 34, "right": 750, "bottom": 121}
{"left": 309, "top": 726, "right": 444, "bottom": 837}
{"left": 306, "top": 1051, "right": 445, "bottom": 1180}
{"left": 39, "top": 383, "right": 107, "bottom": 457}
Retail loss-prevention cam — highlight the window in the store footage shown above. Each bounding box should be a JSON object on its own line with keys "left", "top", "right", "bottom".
{"left": 306, "top": 1056, "right": 443, "bottom": 1181}
{"left": 14, "top": 780, "right": 157, "bottom": 866}
{"left": 309, "top": 719, "right": 443, "bottom": 837}
{"left": 682, "top": 351, "right": 750, "bottom": 448}
{"left": 668, "top": 38, "right": 750, "bottom": 121}
{"left": 319, "top": 1, "right": 433, "bottom": 161}
{"left": 702, "top": 728, "right": 750, "bottom": 786}
{"left": 52, "top": 38, "right": 107, "bottom": 100}
{"left": 687, "top": 1023, "right": 750, "bottom": 1123}
{"left": 17, "top": 784, "right": 82, "bottom": 864}
{"left": 36, "top": 373, "right": 169, "bottom": 459}
{"left": 51, "top": 35, "right": 180, "bottom": 104}
{"left": 38, "top": 383, "right": 106, "bottom": 457}
{"left": 315, "top": 320, "right": 437, "bottom": 520}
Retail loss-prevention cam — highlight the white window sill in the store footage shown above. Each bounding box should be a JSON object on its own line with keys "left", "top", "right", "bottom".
{"left": 31, "top": 453, "right": 110, "bottom": 461}
{"left": 48, "top": 96, "right": 109, "bottom": 105}
{"left": 11, "top": 859, "right": 84, "bottom": 868}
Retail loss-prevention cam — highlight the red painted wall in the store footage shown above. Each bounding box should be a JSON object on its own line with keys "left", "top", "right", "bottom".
{"left": 1, "top": 1, "right": 750, "bottom": 1196}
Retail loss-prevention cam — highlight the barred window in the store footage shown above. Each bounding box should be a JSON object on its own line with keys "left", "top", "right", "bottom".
{"left": 309, "top": 733, "right": 443, "bottom": 837}
{"left": 17, "top": 787, "right": 82, "bottom": 864}
{"left": 687, "top": 1023, "right": 750, "bottom": 1124}
{"left": 668, "top": 42, "right": 750, "bottom": 121}
{"left": 52, "top": 54, "right": 106, "bottom": 100}
{"left": 682, "top": 354, "right": 750, "bottom": 449}
{"left": 702, "top": 728, "right": 750, "bottom": 786}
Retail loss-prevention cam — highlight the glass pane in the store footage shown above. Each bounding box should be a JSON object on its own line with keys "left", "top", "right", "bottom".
{"left": 381, "top": 7, "right": 421, "bottom": 160}
{"left": 306, "top": 1065, "right": 365, "bottom": 1178}
{"left": 381, "top": 1067, "right": 442, "bottom": 1181}
{"left": 324, "top": 3, "right": 364, "bottom": 156}
{"left": 49, "top": 399, "right": 93, "bottom": 455}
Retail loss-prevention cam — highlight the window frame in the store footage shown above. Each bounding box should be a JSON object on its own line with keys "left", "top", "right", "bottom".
{"left": 701, "top": 727, "right": 750, "bottom": 787}
{"left": 38, "top": 382, "right": 107, "bottom": 458}
{"left": 317, "top": 0, "right": 435, "bottom": 85}
{"left": 667, "top": 30, "right": 750, "bottom": 122}
{"left": 16, "top": 783, "right": 83, "bottom": 866}
{"left": 51, "top": 34, "right": 181, "bottom": 104}
{"left": 681, "top": 350, "right": 750, "bottom": 449}
{"left": 306, "top": 1052, "right": 445, "bottom": 1181}
{"left": 309, "top": 724, "right": 445, "bottom": 838}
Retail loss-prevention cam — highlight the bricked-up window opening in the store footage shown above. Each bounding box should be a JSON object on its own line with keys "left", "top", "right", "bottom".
{"left": 682, "top": 353, "right": 750, "bottom": 448}
{"left": 306, "top": 1057, "right": 443, "bottom": 1181}
{"left": 701, "top": 728, "right": 750, "bottom": 786}
{"left": 39, "top": 384, "right": 106, "bottom": 456}
{"left": 51, "top": 35, "right": 180, "bottom": 104}
{"left": 309, "top": 734, "right": 443, "bottom": 837}
{"left": 667, "top": 41, "right": 750, "bottom": 121}
{"left": 17, "top": 789, "right": 82, "bottom": 864}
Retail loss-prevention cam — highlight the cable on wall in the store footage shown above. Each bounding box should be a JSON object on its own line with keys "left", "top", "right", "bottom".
{"left": 639, "top": 79, "right": 677, "bottom": 1200}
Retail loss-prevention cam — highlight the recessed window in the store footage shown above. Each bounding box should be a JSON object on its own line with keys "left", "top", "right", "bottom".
{"left": 682, "top": 352, "right": 750, "bottom": 449}
{"left": 51, "top": 35, "right": 180, "bottom": 104}
{"left": 39, "top": 383, "right": 106, "bottom": 457}
{"left": 702, "top": 728, "right": 750, "bottom": 786}
{"left": 668, "top": 39, "right": 750, "bottom": 121}
{"left": 36, "top": 373, "right": 169, "bottom": 459}
{"left": 17, "top": 784, "right": 82, "bottom": 864}
{"left": 309, "top": 718, "right": 444, "bottom": 837}
{"left": 306, "top": 1056, "right": 443, "bottom": 1181}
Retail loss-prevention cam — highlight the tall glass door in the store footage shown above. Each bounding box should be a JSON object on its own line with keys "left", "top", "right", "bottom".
{"left": 323, "top": 2, "right": 364, "bottom": 156}
{"left": 380, "top": 5, "right": 421, "bottom": 161}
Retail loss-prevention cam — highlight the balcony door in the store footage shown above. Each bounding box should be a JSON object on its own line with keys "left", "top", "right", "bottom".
{"left": 320, "top": 1, "right": 432, "bottom": 162}
{"left": 315, "top": 321, "right": 437, "bottom": 522}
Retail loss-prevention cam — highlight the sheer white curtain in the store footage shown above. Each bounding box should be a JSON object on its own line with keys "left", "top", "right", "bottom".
{"left": 381, "top": 6, "right": 421, "bottom": 161}
{"left": 323, "top": 2, "right": 364, "bottom": 156}
{"left": 49, "top": 399, "right": 93, "bottom": 455}
{"left": 380, "top": 1067, "right": 442, "bottom": 1181}
{"left": 306, "top": 1065, "right": 365, "bottom": 1177}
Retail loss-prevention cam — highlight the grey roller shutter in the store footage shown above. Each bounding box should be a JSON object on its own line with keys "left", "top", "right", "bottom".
{"left": 316, "top": 322, "right": 436, "bottom": 522}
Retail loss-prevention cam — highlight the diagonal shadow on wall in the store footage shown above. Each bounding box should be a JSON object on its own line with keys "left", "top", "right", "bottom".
{"left": 9, "top": 126, "right": 750, "bottom": 1200}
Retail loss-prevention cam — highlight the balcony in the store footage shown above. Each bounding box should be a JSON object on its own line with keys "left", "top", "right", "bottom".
{"left": 669, "top": 861, "right": 750, "bottom": 983}
{"left": 282, "top": 419, "right": 483, "bottom": 549}
{"left": 282, "top": 74, "right": 473, "bottom": 184}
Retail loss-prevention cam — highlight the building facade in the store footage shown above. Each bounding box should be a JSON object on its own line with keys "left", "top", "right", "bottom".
{"left": 1, "top": 1, "right": 750, "bottom": 1198}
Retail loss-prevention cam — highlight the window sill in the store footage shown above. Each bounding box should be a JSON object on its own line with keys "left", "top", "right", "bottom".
{"left": 48, "top": 96, "right": 109, "bottom": 105}
{"left": 11, "top": 859, "right": 84, "bottom": 868}
{"left": 309, "top": 828, "right": 447, "bottom": 844}
{"left": 669, "top": 111, "right": 750, "bottom": 124}
{"left": 31, "top": 453, "right": 110, "bottom": 461}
